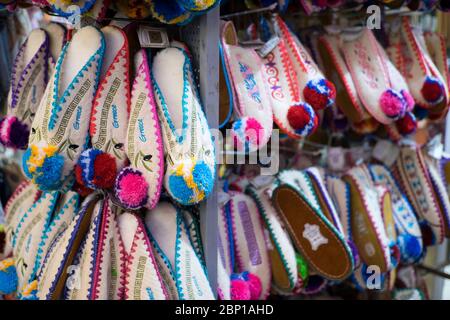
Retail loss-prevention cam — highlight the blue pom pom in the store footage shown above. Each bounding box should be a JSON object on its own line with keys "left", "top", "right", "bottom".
{"left": 192, "top": 161, "right": 214, "bottom": 198}
{"left": 22, "top": 148, "right": 32, "bottom": 179}
{"left": 0, "top": 262, "right": 18, "bottom": 295}
{"left": 168, "top": 174, "right": 194, "bottom": 205}
{"left": 398, "top": 233, "right": 422, "bottom": 263}
{"left": 77, "top": 148, "right": 102, "bottom": 189}
{"left": 34, "top": 153, "right": 65, "bottom": 190}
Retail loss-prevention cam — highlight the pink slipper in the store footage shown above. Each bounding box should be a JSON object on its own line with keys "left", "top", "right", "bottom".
{"left": 114, "top": 49, "right": 163, "bottom": 210}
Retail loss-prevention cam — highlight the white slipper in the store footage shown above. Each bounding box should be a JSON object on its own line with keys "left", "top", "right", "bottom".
{"left": 24, "top": 26, "right": 105, "bottom": 191}
{"left": 114, "top": 49, "right": 164, "bottom": 210}
{"left": 43, "top": 23, "right": 66, "bottom": 77}
{"left": 144, "top": 202, "right": 214, "bottom": 300}
{"left": 118, "top": 211, "right": 169, "bottom": 300}
{"left": 220, "top": 20, "right": 274, "bottom": 152}
{"left": 76, "top": 26, "right": 130, "bottom": 192}
{"left": 1, "top": 28, "right": 49, "bottom": 150}
{"left": 273, "top": 16, "right": 336, "bottom": 112}
{"left": 152, "top": 45, "right": 215, "bottom": 205}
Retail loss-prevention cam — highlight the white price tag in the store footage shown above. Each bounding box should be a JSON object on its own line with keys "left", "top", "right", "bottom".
{"left": 138, "top": 26, "right": 169, "bottom": 48}
{"left": 258, "top": 36, "right": 280, "bottom": 58}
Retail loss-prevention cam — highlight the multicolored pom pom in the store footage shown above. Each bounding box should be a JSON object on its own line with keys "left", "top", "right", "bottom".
{"left": 75, "top": 148, "right": 117, "bottom": 190}
{"left": 0, "top": 258, "right": 18, "bottom": 295}
{"left": 398, "top": 233, "right": 422, "bottom": 263}
{"left": 303, "top": 78, "right": 336, "bottom": 110}
{"left": 0, "top": 116, "right": 30, "bottom": 150}
{"left": 115, "top": 167, "right": 149, "bottom": 210}
{"left": 380, "top": 89, "right": 406, "bottom": 120}
{"left": 167, "top": 159, "right": 214, "bottom": 205}
{"left": 231, "top": 117, "right": 264, "bottom": 152}
{"left": 287, "top": 102, "right": 318, "bottom": 136}
{"left": 23, "top": 143, "right": 64, "bottom": 191}
{"left": 19, "top": 280, "right": 38, "bottom": 300}
{"left": 396, "top": 112, "right": 417, "bottom": 135}
{"left": 421, "top": 76, "right": 445, "bottom": 105}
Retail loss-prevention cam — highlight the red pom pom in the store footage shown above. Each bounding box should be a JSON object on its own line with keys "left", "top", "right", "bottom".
{"left": 421, "top": 77, "right": 444, "bottom": 104}
{"left": 303, "top": 79, "right": 336, "bottom": 111}
{"left": 287, "top": 105, "right": 310, "bottom": 130}
{"left": 396, "top": 113, "right": 417, "bottom": 135}
{"left": 230, "top": 279, "right": 251, "bottom": 300}
{"left": 92, "top": 153, "right": 117, "bottom": 189}
{"left": 246, "top": 273, "right": 262, "bottom": 300}
{"left": 75, "top": 165, "right": 84, "bottom": 186}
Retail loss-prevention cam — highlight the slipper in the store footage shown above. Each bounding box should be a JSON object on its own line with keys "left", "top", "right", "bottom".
{"left": 3, "top": 181, "right": 41, "bottom": 257}
{"left": 317, "top": 34, "right": 370, "bottom": 124}
{"left": 368, "top": 164, "right": 423, "bottom": 263}
{"left": 176, "top": 0, "right": 220, "bottom": 12}
{"left": 261, "top": 35, "right": 318, "bottom": 139}
{"left": 114, "top": 49, "right": 163, "bottom": 210}
{"left": 424, "top": 155, "right": 450, "bottom": 238}
{"left": 43, "top": 23, "right": 66, "bottom": 76}
{"left": 342, "top": 165, "right": 391, "bottom": 273}
{"left": 117, "top": 211, "right": 169, "bottom": 300}
{"left": 23, "top": 26, "right": 105, "bottom": 191}
{"left": 1, "top": 28, "right": 49, "bottom": 150}
{"left": 273, "top": 16, "right": 336, "bottom": 112}
{"left": 389, "top": 17, "right": 446, "bottom": 109}
{"left": 76, "top": 26, "right": 130, "bottom": 193}
{"left": 340, "top": 28, "right": 410, "bottom": 124}
{"left": 423, "top": 31, "right": 450, "bottom": 120}
{"left": 272, "top": 170, "right": 353, "bottom": 281}
{"left": 218, "top": 191, "right": 233, "bottom": 300}
{"left": 220, "top": 20, "right": 274, "bottom": 152}
{"left": 144, "top": 202, "right": 214, "bottom": 300}
{"left": 152, "top": 46, "right": 215, "bottom": 206}
{"left": 227, "top": 191, "right": 271, "bottom": 299}
{"left": 148, "top": 0, "right": 193, "bottom": 25}
{"left": 219, "top": 43, "right": 234, "bottom": 129}
{"left": 246, "top": 182, "right": 298, "bottom": 294}
{"left": 47, "top": 0, "right": 97, "bottom": 17}
{"left": 394, "top": 145, "right": 446, "bottom": 245}
{"left": 115, "top": 0, "right": 152, "bottom": 19}
{"left": 36, "top": 193, "right": 102, "bottom": 300}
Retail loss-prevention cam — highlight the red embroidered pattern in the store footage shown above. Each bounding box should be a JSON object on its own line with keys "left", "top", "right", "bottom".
{"left": 264, "top": 52, "right": 284, "bottom": 101}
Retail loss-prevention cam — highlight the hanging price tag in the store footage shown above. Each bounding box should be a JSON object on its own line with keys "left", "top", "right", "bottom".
{"left": 327, "top": 147, "right": 346, "bottom": 171}
{"left": 138, "top": 26, "right": 170, "bottom": 48}
{"left": 258, "top": 36, "right": 280, "bottom": 58}
{"left": 425, "top": 134, "right": 443, "bottom": 160}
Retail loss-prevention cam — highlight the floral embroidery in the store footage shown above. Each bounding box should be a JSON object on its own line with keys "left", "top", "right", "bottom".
{"left": 238, "top": 62, "right": 262, "bottom": 103}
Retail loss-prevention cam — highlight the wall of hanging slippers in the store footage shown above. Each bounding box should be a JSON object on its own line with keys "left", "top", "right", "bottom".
{"left": 0, "top": 0, "right": 449, "bottom": 301}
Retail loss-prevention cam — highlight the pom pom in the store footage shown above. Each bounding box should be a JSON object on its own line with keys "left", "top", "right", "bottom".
{"left": 398, "top": 233, "right": 422, "bottom": 263}
{"left": 401, "top": 90, "right": 415, "bottom": 112}
{"left": 115, "top": 167, "right": 149, "bottom": 209}
{"left": 421, "top": 76, "right": 444, "bottom": 105}
{"left": 287, "top": 102, "right": 317, "bottom": 136}
{"left": 380, "top": 89, "right": 406, "bottom": 119}
{"left": 230, "top": 278, "right": 251, "bottom": 300}
{"left": 303, "top": 79, "right": 336, "bottom": 110}
{"left": 76, "top": 149, "right": 117, "bottom": 190}
{"left": 419, "top": 222, "right": 435, "bottom": 247}
{"left": 167, "top": 159, "right": 214, "bottom": 205}
{"left": 244, "top": 272, "right": 262, "bottom": 300}
{"left": 19, "top": 280, "right": 38, "bottom": 300}
{"left": 231, "top": 117, "right": 264, "bottom": 152}
{"left": 396, "top": 112, "right": 418, "bottom": 135}
{"left": 0, "top": 258, "right": 17, "bottom": 295}
{"left": 0, "top": 116, "right": 29, "bottom": 150}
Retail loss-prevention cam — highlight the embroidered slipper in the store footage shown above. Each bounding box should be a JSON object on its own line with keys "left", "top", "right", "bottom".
{"left": 152, "top": 46, "right": 215, "bottom": 206}
{"left": 144, "top": 202, "right": 214, "bottom": 300}
{"left": 227, "top": 191, "right": 271, "bottom": 300}
{"left": 36, "top": 192, "right": 102, "bottom": 300}
{"left": 261, "top": 36, "right": 318, "bottom": 139}
{"left": 176, "top": 0, "right": 220, "bottom": 12}
{"left": 114, "top": 49, "right": 163, "bottom": 210}
{"left": 317, "top": 34, "right": 370, "bottom": 124}
{"left": 389, "top": 17, "right": 446, "bottom": 109}
{"left": 3, "top": 181, "right": 41, "bottom": 257}
{"left": 424, "top": 155, "right": 450, "bottom": 238}
{"left": 220, "top": 20, "right": 274, "bottom": 152}
{"left": 148, "top": 0, "right": 193, "bottom": 25}
{"left": 1, "top": 28, "right": 49, "bottom": 150}
{"left": 76, "top": 26, "right": 130, "bottom": 192}
{"left": 23, "top": 26, "right": 105, "bottom": 191}
{"left": 272, "top": 170, "right": 353, "bottom": 281}
{"left": 340, "top": 29, "right": 409, "bottom": 124}
{"left": 47, "top": 0, "right": 97, "bottom": 17}
{"left": 246, "top": 182, "right": 298, "bottom": 294}
{"left": 115, "top": 0, "right": 152, "bottom": 19}
{"left": 273, "top": 16, "right": 336, "bottom": 112}
{"left": 117, "top": 211, "right": 169, "bottom": 300}
{"left": 342, "top": 165, "right": 391, "bottom": 273}
{"left": 43, "top": 23, "right": 66, "bottom": 77}
{"left": 368, "top": 164, "right": 423, "bottom": 264}
{"left": 394, "top": 145, "right": 445, "bottom": 245}
{"left": 423, "top": 31, "right": 450, "bottom": 120}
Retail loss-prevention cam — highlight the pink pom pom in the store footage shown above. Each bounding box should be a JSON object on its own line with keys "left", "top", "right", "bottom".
{"left": 115, "top": 167, "right": 149, "bottom": 209}
{"left": 230, "top": 279, "right": 251, "bottom": 300}
{"left": 380, "top": 89, "right": 405, "bottom": 119}
{"left": 246, "top": 273, "right": 262, "bottom": 300}
{"left": 401, "top": 90, "right": 415, "bottom": 112}
{"left": 231, "top": 117, "right": 264, "bottom": 152}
